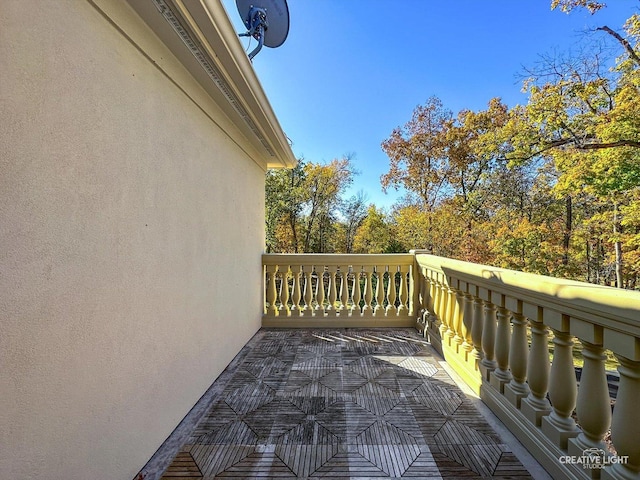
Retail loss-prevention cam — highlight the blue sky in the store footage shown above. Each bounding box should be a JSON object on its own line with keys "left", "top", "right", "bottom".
{"left": 222, "top": 1, "right": 637, "bottom": 209}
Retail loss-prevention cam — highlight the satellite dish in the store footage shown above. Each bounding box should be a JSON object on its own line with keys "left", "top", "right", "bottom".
{"left": 236, "top": 0, "right": 289, "bottom": 60}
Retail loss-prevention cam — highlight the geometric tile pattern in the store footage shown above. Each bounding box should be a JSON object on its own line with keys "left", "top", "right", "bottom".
{"left": 162, "top": 328, "right": 533, "bottom": 479}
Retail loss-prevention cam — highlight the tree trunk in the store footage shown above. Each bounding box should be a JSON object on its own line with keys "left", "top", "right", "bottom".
{"left": 563, "top": 195, "right": 572, "bottom": 266}
{"left": 586, "top": 238, "right": 591, "bottom": 283}
{"left": 613, "top": 202, "right": 623, "bottom": 288}
{"left": 289, "top": 212, "right": 299, "bottom": 253}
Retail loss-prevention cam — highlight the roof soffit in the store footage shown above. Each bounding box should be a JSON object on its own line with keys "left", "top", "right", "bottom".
{"left": 126, "top": 0, "right": 296, "bottom": 168}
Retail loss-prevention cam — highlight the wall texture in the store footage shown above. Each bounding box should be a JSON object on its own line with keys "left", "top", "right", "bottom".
{"left": 0, "top": 1, "right": 268, "bottom": 478}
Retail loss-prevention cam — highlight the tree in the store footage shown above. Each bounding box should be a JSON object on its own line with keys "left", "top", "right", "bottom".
{"left": 353, "top": 206, "right": 397, "bottom": 254}
{"left": 381, "top": 96, "right": 451, "bottom": 210}
{"left": 382, "top": 97, "right": 512, "bottom": 262}
{"left": 341, "top": 191, "right": 368, "bottom": 253}
{"left": 301, "top": 157, "right": 356, "bottom": 253}
{"left": 620, "top": 190, "right": 640, "bottom": 287}
{"left": 265, "top": 160, "right": 306, "bottom": 252}
{"left": 506, "top": 2, "right": 640, "bottom": 286}
{"left": 265, "top": 156, "right": 358, "bottom": 253}
{"left": 392, "top": 205, "right": 433, "bottom": 252}
{"left": 266, "top": 1, "right": 640, "bottom": 289}
{"left": 551, "top": 0, "right": 606, "bottom": 14}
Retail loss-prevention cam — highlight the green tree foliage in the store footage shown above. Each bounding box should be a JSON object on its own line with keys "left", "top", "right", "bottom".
{"left": 380, "top": 97, "right": 513, "bottom": 263}
{"left": 353, "top": 206, "right": 394, "bottom": 254}
{"left": 265, "top": 160, "right": 306, "bottom": 253}
{"left": 265, "top": 156, "right": 356, "bottom": 253}
{"left": 302, "top": 158, "right": 355, "bottom": 252}
{"left": 377, "top": 2, "right": 640, "bottom": 288}
{"left": 381, "top": 96, "right": 451, "bottom": 210}
{"left": 341, "top": 191, "right": 368, "bottom": 253}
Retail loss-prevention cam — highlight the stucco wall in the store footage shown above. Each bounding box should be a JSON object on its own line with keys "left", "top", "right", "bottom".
{"left": 0, "top": 1, "right": 266, "bottom": 478}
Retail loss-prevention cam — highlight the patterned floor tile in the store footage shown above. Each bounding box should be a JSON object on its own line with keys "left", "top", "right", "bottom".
{"left": 352, "top": 381, "right": 401, "bottom": 416}
{"left": 347, "top": 356, "right": 390, "bottom": 379}
{"left": 319, "top": 369, "right": 369, "bottom": 394}
{"left": 294, "top": 356, "right": 340, "bottom": 379}
{"left": 224, "top": 382, "right": 274, "bottom": 415}
{"left": 411, "top": 382, "right": 463, "bottom": 415}
{"left": 316, "top": 400, "right": 377, "bottom": 442}
{"left": 156, "top": 328, "right": 534, "bottom": 479}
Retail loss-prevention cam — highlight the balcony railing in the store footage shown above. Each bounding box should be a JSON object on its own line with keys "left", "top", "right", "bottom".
{"left": 262, "top": 252, "right": 640, "bottom": 480}
{"left": 262, "top": 253, "right": 417, "bottom": 327}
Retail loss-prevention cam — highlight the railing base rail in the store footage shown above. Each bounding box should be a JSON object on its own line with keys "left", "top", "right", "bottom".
{"left": 262, "top": 315, "right": 418, "bottom": 329}
{"left": 481, "top": 384, "right": 586, "bottom": 480}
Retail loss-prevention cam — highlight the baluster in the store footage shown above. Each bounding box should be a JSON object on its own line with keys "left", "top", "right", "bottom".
{"left": 491, "top": 305, "right": 513, "bottom": 393}
{"left": 431, "top": 272, "right": 447, "bottom": 339}
{"left": 437, "top": 279, "right": 450, "bottom": 340}
{"left": 327, "top": 265, "right": 337, "bottom": 314}
{"left": 426, "top": 271, "right": 441, "bottom": 334}
{"left": 398, "top": 265, "right": 408, "bottom": 313}
{"left": 362, "top": 266, "right": 373, "bottom": 313}
{"left": 339, "top": 268, "right": 349, "bottom": 314}
{"left": 301, "top": 266, "right": 313, "bottom": 317}
{"left": 480, "top": 300, "right": 497, "bottom": 380}
{"left": 451, "top": 287, "right": 464, "bottom": 351}
{"left": 568, "top": 340, "right": 611, "bottom": 462}
{"left": 266, "top": 264, "right": 278, "bottom": 315}
{"left": 386, "top": 267, "right": 397, "bottom": 315}
{"left": 602, "top": 355, "right": 640, "bottom": 480}
{"left": 291, "top": 265, "right": 302, "bottom": 316}
{"left": 505, "top": 311, "right": 530, "bottom": 408}
{"left": 445, "top": 284, "right": 457, "bottom": 345}
{"left": 408, "top": 263, "right": 416, "bottom": 316}
{"left": 430, "top": 272, "right": 447, "bottom": 339}
{"left": 471, "top": 296, "right": 484, "bottom": 363}
{"left": 315, "top": 266, "right": 325, "bottom": 315}
{"left": 352, "top": 267, "right": 362, "bottom": 315}
{"left": 279, "top": 267, "right": 290, "bottom": 316}
{"left": 374, "top": 266, "right": 385, "bottom": 316}
{"left": 418, "top": 269, "right": 433, "bottom": 338}
{"left": 418, "top": 266, "right": 427, "bottom": 318}
{"left": 521, "top": 313, "right": 551, "bottom": 426}
{"left": 427, "top": 269, "right": 437, "bottom": 315}
{"left": 431, "top": 274, "right": 441, "bottom": 319}
{"left": 542, "top": 328, "right": 579, "bottom": 449}
{"left": 432, "top": 274, "right": 441, "bottom": 319}
{"left": 461, "top": 291, "right": 474, "bottom": 358}
{"left": 414, "top": 266, "right": 426, "bottom": 333}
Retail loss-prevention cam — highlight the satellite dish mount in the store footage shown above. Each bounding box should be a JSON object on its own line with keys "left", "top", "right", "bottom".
{"left": 236, "top": 0, "right": 289, "bottom": 60}
{"left": 238, "top": 7, "right": 269, "bottom": 59}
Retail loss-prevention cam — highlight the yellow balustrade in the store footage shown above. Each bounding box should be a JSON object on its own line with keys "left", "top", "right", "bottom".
{"left": 263, "top": 251, "right": 640, "bottom": 479}
{"left": 262, "top": 253, "right": 416, "bottom": 328}
{"left": 413, "top": 251, "right": 640, "bottom": 480}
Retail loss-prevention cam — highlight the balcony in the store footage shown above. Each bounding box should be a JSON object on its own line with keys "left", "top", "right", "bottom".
{"left": 143, "top": 252, "right": 640, "bottom": 479}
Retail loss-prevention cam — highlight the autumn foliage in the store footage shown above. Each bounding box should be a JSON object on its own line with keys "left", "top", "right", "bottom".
{"left": 266, "top": 2, "right": 640, "bottom": 289}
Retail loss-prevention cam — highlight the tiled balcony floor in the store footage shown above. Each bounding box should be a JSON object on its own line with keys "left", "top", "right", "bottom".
{"left": 159, "top": 328, "right": 535, "bottom": 479}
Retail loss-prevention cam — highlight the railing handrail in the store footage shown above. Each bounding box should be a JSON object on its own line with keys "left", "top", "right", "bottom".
{"left": 263, "top": 252, "right": 414, "bottom": 266}
{"left": 414, "top": 251, "right": 640, "bottom": 338}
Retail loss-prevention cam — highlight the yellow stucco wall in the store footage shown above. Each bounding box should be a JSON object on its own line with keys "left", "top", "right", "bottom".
{"left": 0, "top": 1, "right": 266, "bottom": 478}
